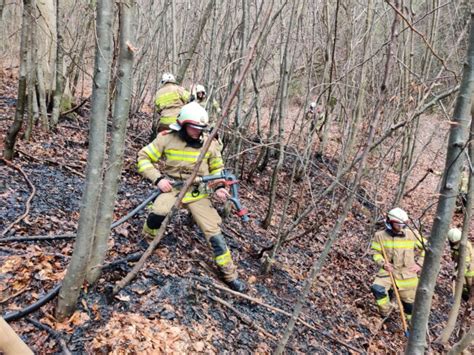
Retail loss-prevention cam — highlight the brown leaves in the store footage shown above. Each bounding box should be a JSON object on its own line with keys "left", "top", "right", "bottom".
{"left": 88, "top": 312, "right": 194, "bottom": 354}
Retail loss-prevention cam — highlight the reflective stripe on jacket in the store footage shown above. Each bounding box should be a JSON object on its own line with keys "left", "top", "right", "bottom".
{"left": 371, "top": 228, "right": 426, "bottom": 281}
{"left": 452, "top": 240, "right": 474, "bottom": 277}
{"left": 155, "top": 83, "right": 190, "bottom": 120}
{"left": 136, "top": 131, "right": 224, "bottom": 202}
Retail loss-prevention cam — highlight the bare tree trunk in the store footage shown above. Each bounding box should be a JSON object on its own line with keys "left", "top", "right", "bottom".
{"left": 447, "top": 326, "right": 474, "bottom": 355}
{"left": 275, "top": 2, "right": 399, "bottom": 350}
{"left": 56, "top": 0, "right": 113, "bottom": 320}
{"left": 176, "top": 0, "right": 215, "bottom": 84}
{"left": 436, "top": 84, "right": 474, "bottom": 346}
{"left": 51, "top": 0, "right": 64, "bottom": 127}
{"left": 171, "top": 0, "right": 177, "bottom": 74}
{"left": 3, "top": 0, "right": 32, "bottom": 160}
{"left": 406, "top": 8, "right": 474, "bottom": 355}
{"left": 86, "top": 0, "right": 136, "bottom": 285}
{"left": 262, "top": 0, "right": 301, "bottom": 229}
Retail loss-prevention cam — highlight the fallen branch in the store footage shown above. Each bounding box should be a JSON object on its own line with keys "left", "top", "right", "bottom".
{"left": 1, "top": 159, "right": 36, "bottom": 236}
{"left": 60, "top": 97, "right": 89, "bottom": 116}
{"left": 195, "top": 284, "right": 278, "bottom": 341}
{"left": 25, "top": 317, "right": 71, "bottom": 355}
{"left": 2, "top": 251, "right": 144, "bottom": 321}
{"left": 0, "top": 234, "right": 75, "bottom": 243}
{"left": 192, "top": 277, "right": 363, "bottom": 353}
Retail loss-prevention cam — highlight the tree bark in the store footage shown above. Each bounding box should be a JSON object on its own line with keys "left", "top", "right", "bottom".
{"left": 86, "top": 0, "right": 136, "bottom": 285}
{"left": 3, "top": 0, "right": 32, "bottom": 160}
{"left": 447, "top": 326, "right": 474, "bottom": 355}
{"left": 405, "top": 8, "right": 474, "bottom": 355}
{"left": 51, "top": 0, "right": 64, "bottom": 127}
{"left": 56, "top": 0, "right": 113, "bottom": 320}
{"left": 176, "top": 0, "right": 215, "bottom": 84}
{"left": 436, "top": 78, "right": 474, "bottom": 346}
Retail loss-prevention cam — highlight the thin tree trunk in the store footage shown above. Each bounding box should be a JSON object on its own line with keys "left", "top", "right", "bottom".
{"left": 435, "top": 83, "right": 474, "bottom": 346}
{"left": 275, "top": 2, "right": 399, "bottom": 350}
{"left": 0, "top": 317, "right": 33, "bottom": 355}
{"left": 176, "top": 0, "right": 215, "bottom": 84}
{"left": 3, "top": 0, "right": 32, "bottom": 160}
{"left": 56, "top": 0, "right": 113, "bottom": 320}
{"left": 447, "top": 326, "right": 474, "bottom": 355}
{"left": 262, "top": 0, "right": 301, "bottom": 229}
{"left": 405, "top": 8, "right": 474, "bottom": 355}
{"left": 86, "top": 0, "right": 136, "bottom": 285}
{"left": 51, "top": 0, "right": 64, "bottom": 127}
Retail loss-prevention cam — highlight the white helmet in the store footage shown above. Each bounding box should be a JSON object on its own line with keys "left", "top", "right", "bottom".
{"left": 161, "top": 73, "right": 176, "bottom": 84}
{"left": 170, "top": 102, "right": 209, "bottom": 131}
{"left": 447, "top": 228, "right": 462, "bottom": 243}
{"left": 196, "top": 84, "right": 206, "bottom": 95}
{"left": 310, "top": 102, "right": 316, "bottom": 109}
{"left": 387, "top": 207, "right": 409, "bottom": 224}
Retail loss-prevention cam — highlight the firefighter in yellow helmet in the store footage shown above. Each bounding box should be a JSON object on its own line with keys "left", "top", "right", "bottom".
{"left": 136, "top": 102, "right": 246, "bottom": 292}
{"left": 153, "top": 73, "right": 190, "bottom": 136}
{"left": 447, "top": 228, "right": 474, "bottom": 300}
{"left": 370, "top": 208, "right": 426, "bottom": 321}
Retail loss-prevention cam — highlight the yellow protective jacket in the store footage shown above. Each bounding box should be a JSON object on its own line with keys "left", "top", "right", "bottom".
{"left": 136, "top": 130, "right": 224, "bottom": 203}
{"left": 460, "top": 170, "right": 469, "bottom": 194}
{"left": 154, "top": 83, "right": 190, "bottom": 125}
{"left": 371, "top": 229, "right": 426, "bottom": 286}
{"left": 197, "top": 98, "right": 221, "bottom": 125}
{"left": 451, "top": 240, "right": 474, "bottom": 277}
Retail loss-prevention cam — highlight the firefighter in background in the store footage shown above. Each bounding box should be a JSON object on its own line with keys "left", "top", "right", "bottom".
{"left": 191, "top": 84, "right": 221, "bottom": 125}
{"left": 447, "top": 228, "right": 474, "bottom": 301}
{"left": 305, "top": 102, "right": 325, "bottom": 138}
{"left": 152, "top": 73, "right": 190, "bottom": 137}
{"left": 370, "top": 208, "right": 425, "bottom": 321}
{"left": 136, "top": 102, "right": 246, "bottom": 292}
{"left": 456, "top": 167, "right": 469, "bottom": 212}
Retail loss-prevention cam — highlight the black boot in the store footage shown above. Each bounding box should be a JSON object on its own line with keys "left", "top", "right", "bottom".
{"left": 226, "top": 278, "right": 246, "bottom": 293}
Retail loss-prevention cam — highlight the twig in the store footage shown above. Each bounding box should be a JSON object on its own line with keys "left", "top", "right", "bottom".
{"left": 1, "top": 159, "right": 36, "bottom": 236}
{"left": 60, "top": 97, "right": 89, "bottom": 116}
{"left": 384, "top": 0, "right": 457, "bottom": 80}
{"left": 0, "top": 286, "right": 30, "bottom": 304}
{"left": 25, "top": 317, "right": 72, "bottom": 355}
{"left": 0, "top": 234, "right": 75, "bottom": 243}
{"left": 193, "top": 277, "right": 364, "bottom": 353}
{"left": 195, "top": 284, "right": 278, "bottom": 341}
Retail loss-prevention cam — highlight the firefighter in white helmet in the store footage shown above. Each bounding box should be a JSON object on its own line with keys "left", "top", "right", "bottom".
{"left": 370, "top": 208, "right": 426, "bottom": 321}
{"left": 152, "top": 73, "right": 190, "bottom": 137}
{"left": 191, "top": 84, "right": 222, "bottom": 125}
{"left": 447, "top": 228, "right": 474, "bottom": 300}
{"left": 305, "top": 101, "right": 325, "bottom": 137}
{"left": 136, "top": 102, "right": 246, "bottom": 292}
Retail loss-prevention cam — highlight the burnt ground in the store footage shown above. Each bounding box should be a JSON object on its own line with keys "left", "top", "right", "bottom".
{"left": 0, "top": 72, "right": 471, "bottom": 354}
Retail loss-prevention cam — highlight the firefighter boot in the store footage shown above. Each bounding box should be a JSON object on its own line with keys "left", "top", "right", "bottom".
{"left": 210, "top": 234, "right": 246, "bottom": 292}
{"left": 142, "top": 213, "right": 166, "bottom": 241}
{"left": 371, "top": 284, "right": 393, "bottom": 316}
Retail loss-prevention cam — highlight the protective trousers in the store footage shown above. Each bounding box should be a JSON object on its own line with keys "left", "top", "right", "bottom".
{"left": 142, "top": 190, "right": 238, "bottom": 282}
{"left": 371, "top": 275, "right": 416, "bottom": 320}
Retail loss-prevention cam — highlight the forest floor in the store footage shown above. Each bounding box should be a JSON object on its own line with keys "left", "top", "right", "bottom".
{"left": 0, "top": 69, "right": 471, "bottom": 354}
